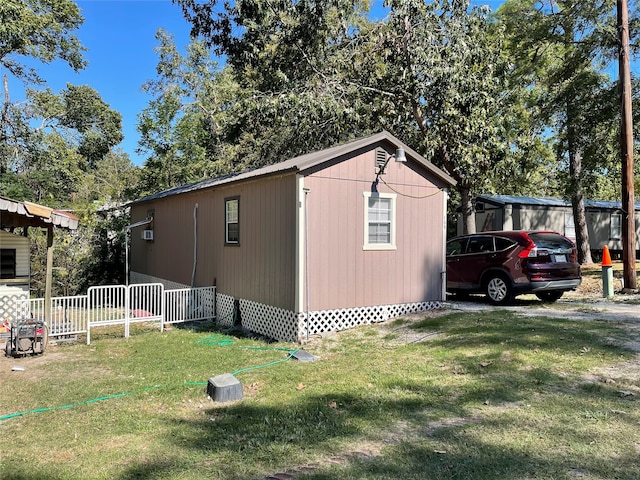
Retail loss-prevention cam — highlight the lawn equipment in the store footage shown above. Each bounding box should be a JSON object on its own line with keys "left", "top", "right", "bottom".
{"left": 4, "top": 318, "right": 46, "bottom": 357}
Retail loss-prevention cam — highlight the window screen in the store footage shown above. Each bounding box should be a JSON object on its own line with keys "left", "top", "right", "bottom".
{"left": 363, "top": 192, "right": 396, "bottom": 250}
{"left": 368, "top": 196, "right": 392, "bottom": 244}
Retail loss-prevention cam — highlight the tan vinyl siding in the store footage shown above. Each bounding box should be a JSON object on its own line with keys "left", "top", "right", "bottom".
{"left": 303, "top": 149, "right": 445, "bottom": 311}
{"left": 131, "top": 174, "right": 297, "bottom": 310}
{"left": 0, "top": 230, "right": 30, "bottom": 278}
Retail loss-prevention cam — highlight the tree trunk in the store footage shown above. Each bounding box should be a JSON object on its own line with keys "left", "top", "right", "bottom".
{"left": 569, "top": 148, "right": 593, "bottom": 264}
{"left": 460, "top": 185, "right": 476, "bottom": 235}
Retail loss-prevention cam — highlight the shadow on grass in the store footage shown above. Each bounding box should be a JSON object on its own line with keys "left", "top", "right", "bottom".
{"left": 16, "top": 310, "right": 630, "bottom": 480}
{"left": 294, "top": 425, "right": 640, "bottom": 480}
{"left": 111, "top": 376, "right": 637, "bottom": 480}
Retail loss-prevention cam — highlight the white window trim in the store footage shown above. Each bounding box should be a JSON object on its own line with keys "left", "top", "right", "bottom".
{"left": 225, "top": 197, "right": 239, "bottom": 245}
{"left": 363, "top": 191, "right": 397, "bottom": 251}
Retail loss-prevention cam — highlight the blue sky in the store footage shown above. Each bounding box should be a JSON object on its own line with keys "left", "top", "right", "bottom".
{"left": 18, "top": 0, "right": 506, "bottom": 166}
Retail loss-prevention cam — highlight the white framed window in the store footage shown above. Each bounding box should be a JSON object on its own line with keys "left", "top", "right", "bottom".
{"left": 225, "top": 197, "right": 239, "bottom": 245}
{"left": 363, "top": 192, "right": 396, "bottom": 250}
{"left": 610, "top": 213, "right": 622, "bottom": 240}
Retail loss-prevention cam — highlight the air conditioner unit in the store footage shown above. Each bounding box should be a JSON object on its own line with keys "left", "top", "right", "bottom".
{"left": 142, "top": 230, "right": 154, "bottom": 241}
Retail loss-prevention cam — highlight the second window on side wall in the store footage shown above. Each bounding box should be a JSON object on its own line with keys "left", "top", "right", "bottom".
{"left": 225, "top": 197, "right": 239, "bottom": 245}
{"left": 363, "top": 192, "right": 396, "bottom": 250}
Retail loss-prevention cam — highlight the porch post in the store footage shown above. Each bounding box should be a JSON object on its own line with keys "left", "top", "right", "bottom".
{"left": 44, "top": 226, "right": 54, "bottom": 345}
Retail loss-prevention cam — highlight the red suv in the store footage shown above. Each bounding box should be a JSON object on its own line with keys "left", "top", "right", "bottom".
{"left": 446, "top": 231, "right": 582, "bottom": 305}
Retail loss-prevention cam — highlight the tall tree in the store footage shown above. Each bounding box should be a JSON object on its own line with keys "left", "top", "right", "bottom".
{"left": 0, "top": 0, "right": 86, "bottom": 173}
{"left": 173, "top": 0, "right": 531, "bottom": 233}
{"left": 498, "top": 0, "right": 625, "bottom": 264}
{"left": 172, "top": 0, "right": 375, "bottom": 168}
{"left": 2, "top": 84, "right": 124, "bottom": 204}
{"left": 137, "top": 30, "right": 238, "bottom": 193}
{"left": 351, "top": 0, "right": 517, "bottom": 234}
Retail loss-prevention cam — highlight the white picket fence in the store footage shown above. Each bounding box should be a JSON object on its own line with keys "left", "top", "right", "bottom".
{"left": 15, "top": 284, "right": 216, "bottom": 344}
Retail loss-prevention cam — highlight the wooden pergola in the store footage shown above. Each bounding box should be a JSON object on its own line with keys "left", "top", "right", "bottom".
{"left": 0, "top": 196, "right": 79, "bottom": 327}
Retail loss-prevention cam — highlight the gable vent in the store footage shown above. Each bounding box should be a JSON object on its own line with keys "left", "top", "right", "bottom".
{"left": 375, "top": 148, "right": 389, "bottom": 173}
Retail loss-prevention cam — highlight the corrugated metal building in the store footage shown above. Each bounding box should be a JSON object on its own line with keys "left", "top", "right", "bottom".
{"left": 464, "top": 194, "right": 640, "bottom": 258}
{"left": 129, "top": 132, "right": 456, "bottom": 341}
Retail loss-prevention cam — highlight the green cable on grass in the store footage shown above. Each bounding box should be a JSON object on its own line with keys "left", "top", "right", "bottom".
{"left": 195, "top": 334, "right": 236, "bottom": 346}
{"left": 0, "top": 336, "right": 299, "bottom": 422}
{"left": 231, "top": 349, "right": 298, "bottom": 375}
{"left": 0, "top": 384, "right": 189, "bottom": 422}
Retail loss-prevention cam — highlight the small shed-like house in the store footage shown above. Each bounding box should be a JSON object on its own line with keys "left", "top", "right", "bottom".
{"left": 1, "top": 196, "right": 79, "bottom": 324}
{"left": 130, "top": 132, "right": 456, "bottom": 341}
{"left": 463, "top": 194, "right": 640, "bottom": 258}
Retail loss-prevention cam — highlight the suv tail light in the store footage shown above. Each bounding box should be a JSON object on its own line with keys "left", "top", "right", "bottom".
{"left": 522, "top": 248, "right": 550, "bottom": 258}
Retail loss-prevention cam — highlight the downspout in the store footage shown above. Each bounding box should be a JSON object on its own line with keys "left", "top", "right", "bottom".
{"left": 441, "top": 190, "right": 448, "bottom": 301}
{"left": 303, "top": 188, "right": 310, "bottom": 341}
{"left": 191, "top": 203, "right": 198, "bottom": 287}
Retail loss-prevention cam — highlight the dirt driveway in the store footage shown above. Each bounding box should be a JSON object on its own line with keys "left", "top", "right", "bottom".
{"left": 440, "top": 289, "right": 640, "bottom": 390}
{"left": 446, "top": 292, "right": 640, "bottom": 353}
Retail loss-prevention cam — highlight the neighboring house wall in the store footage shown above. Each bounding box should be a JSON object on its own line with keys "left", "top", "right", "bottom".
{"left": 0, "top": 230, "right": 30, "bottom": 323}
{"left": 462, "top": 196, "right": 640, "bottom": 256}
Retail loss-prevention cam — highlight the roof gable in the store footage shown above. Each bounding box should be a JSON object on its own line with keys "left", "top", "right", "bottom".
{"left": 133, "top": 131, "right": 456, "bottom": 205}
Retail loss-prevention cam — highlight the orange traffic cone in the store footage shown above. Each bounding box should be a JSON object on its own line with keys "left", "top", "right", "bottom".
{"left": 601, "top": 245, "right": 613, "bottom": 267}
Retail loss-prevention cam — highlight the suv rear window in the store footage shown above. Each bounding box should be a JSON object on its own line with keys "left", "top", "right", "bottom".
{"left": 528, "top": 232, "right": 573, "bottom": 251}
{"left": 495, "top": 237, "right": 516, "bottom": 251}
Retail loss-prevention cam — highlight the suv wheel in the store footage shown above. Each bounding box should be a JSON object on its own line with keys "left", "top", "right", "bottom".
{"left": 535, "top": 291, "right": 563, "bottom": 302}
{"left": 485, "top": 274, "right": 512, "bottom": 305}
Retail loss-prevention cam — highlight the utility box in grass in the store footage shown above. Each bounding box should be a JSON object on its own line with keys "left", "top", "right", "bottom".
{"left": 207, "top": 374, "right": 243, "bottom": 402}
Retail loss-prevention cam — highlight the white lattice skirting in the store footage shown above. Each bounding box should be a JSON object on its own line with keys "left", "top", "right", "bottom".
{"left": 129, "top": 272, "right": 441, "bottom": 342}
{"left": 216, "top": 293, "right": 236, "bottom": 328}
{"left": 238, "top": 299, "right": 442, "bottom": 342}
{"left": 297, "top": 301, "right": 442, "bottom": 340}
{"left": 239, "top": 300, "right": 299, "bottom": 342}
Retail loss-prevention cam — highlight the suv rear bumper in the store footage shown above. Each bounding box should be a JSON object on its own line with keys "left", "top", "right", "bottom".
{"left": 517, "top": 279, "right": 582, "bottom": 293}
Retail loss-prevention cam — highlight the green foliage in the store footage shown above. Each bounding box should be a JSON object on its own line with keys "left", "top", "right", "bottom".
{"left": 0, "top": 0, "right": 134, "bottom": 297}
{"left": 28, "top": 84, "right": 124, "bottom": 169}
{"left": 359, "top": 1, "right": 511, "bottom": 182}
{"left": 0, "top": 0, "right": 86, "bottom": 84}
{"left": 165, "top": 0, "right": 376, "bottom": 174}
{"left": 137, "top": 30, "right": 236, "bottom": 193}
{"left": 169, "top": 0, "right": 537, "bottom": 233}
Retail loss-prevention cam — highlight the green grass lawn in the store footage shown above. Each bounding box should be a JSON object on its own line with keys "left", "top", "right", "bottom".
{"left": 0, "top": 310, "right": 638, "bottom": 480}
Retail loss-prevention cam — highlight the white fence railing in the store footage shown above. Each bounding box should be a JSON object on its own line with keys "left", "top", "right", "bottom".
{"left": 14, "top": 284, "right": 216, "bottom": 344}
{"left": 165, "top": 287, "right": 216, "bottom": 324}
